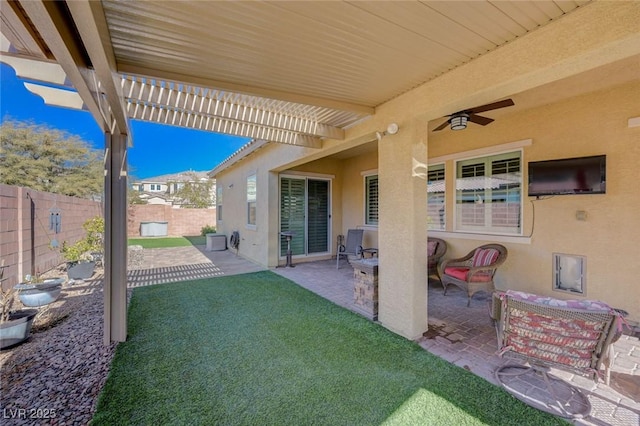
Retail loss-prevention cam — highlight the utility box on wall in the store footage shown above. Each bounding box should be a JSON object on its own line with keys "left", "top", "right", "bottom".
{"left": 140, "top": 221, "right": 168, "bottom": 237}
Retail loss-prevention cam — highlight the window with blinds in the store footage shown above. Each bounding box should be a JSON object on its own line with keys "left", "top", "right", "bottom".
{"left": 307, "top": 180, "right": 329, "bottom": 254}
{"left": 365, "top": 174, "right": 378, "bottom": 226}
{"left": 279, "top": 177, "right": 329, "bottom": 256}
{"left": 216, "top": 186, "right": 223, "bottom": 221}
{"left": 280, "top": 177, "right": 306, "bottom": 256}
{"left": 427, "top": 164, "right": 445, "bottom": 230}
{"left": 247, "top": 174, "right": 257, "bottom": 226}
{"left": 455, "top": 151, "right": 522, "bottom": 234}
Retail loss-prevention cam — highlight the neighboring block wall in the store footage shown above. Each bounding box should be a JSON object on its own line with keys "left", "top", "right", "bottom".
{"left": 0, "top": 184, "right": 102, "bottom": 287}
{"left": 127, "top": 204, "right": 216, "bottom": 237}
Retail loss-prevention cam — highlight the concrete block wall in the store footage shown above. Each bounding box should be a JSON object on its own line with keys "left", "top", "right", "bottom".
{"left": 127, "top": 204, "right": 216, "bottom": 237}
{"left": 0, "top": 184, "right": 102, "bottom": 287}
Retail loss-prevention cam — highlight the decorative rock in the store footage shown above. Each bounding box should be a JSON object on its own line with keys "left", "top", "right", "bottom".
{"left": 0, "top": 278, "right": 118, "bottom": 425}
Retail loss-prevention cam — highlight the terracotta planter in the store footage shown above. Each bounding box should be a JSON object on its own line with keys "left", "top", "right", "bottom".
{"left": 0, "top": 309, "right": 38, "bottom": 349}
{"left": 67, "top": 261, "right": 96, "bottom": 280}
{"left": 15, "top": 278, "right": 64, "bottom": 307}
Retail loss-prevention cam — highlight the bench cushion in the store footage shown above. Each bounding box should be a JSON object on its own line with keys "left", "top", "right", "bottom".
{"left": 505, "top": 290, "right": 613, "bottom": 312}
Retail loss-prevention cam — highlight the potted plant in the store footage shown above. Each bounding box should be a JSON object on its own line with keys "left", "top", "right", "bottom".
{"left": 61, "top": 216, "right": 104, "bottom": 280}
{"left": 0, "top": 263, "right": 38, "bottom": 349}
{"left": 14, "top": 273, "right": 65, "bottom": 307}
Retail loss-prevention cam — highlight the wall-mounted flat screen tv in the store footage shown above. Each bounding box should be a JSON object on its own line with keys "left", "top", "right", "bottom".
{"left": 528, "top": 155, "right": 606, "bottom": 196}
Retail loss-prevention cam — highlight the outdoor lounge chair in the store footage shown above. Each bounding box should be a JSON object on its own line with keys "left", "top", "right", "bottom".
{"left": 494, "top": 290, "right": 625, "bottom": 419}
{"left": 427, "top": 237, "right": 447, "bottom": 283}
{"left": 440, "top": 243, "right": 507, "bottom": 306}
{"left": 336, "top": 229, "right": 363, "bottom": 269}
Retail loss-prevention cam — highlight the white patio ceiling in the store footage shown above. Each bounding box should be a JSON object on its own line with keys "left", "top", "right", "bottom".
{"left": 1, "top": 0, "right": 590, "bottom": 148}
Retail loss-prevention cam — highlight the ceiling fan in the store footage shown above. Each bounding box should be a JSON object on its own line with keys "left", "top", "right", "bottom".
{"left": 433, "top": 99, "right": 515, "bottom": 132}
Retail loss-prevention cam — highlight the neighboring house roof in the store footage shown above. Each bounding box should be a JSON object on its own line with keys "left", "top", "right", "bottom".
{"left": 138, "top": 192, "right": 172, "bottom": 200}
{"left": 136, "top": 171, "right": 212, "bottom": 185}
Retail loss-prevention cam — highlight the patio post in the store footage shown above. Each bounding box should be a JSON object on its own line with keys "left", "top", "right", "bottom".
{"left": 377, "top": 120, "right": 428, "bottom": 339}
{"left": 103, "top": 132, "right": 128, "bottom": 344}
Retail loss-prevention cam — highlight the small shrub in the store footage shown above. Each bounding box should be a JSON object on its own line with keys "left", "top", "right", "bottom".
{"left": 200, "top": 225, "right": 216, "bottom": 236}
{"left": 61, "top": 216, "right": 105, "bottom": 262}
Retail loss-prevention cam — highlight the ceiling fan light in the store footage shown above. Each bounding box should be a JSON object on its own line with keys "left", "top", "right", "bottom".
{"left": 450, "top": 114, "right": 468, "bottom": 131}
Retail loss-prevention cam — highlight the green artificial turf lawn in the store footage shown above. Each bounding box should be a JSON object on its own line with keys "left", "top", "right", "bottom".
{"left": 93, "top": 271, "right": 566, "bottom": 425}
{"left": 127, "top": 236, "right": 204, "bottom": 248}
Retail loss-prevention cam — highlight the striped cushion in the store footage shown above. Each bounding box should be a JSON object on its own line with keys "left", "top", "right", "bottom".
{"left": 427, "top": 241, "right": 438, "bottom": 257}
{"left": 472, "top": 248, "right": 499, "bottom": 267}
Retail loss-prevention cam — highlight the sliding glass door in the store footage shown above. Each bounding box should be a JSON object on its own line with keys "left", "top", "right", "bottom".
{"left": 280, "top": 176, "right": 330, "bottom": 257}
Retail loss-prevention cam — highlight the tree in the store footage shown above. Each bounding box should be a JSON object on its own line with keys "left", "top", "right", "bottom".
{"left": 0, "top": 120, "right": 103, "bottom": 198}
{"left": 170, "top": 172, "right": 215, "bottom": 208}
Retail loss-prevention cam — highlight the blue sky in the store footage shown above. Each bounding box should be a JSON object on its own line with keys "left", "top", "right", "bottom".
{"left": 0, "top": 63, "right": 250, "bottom": 179}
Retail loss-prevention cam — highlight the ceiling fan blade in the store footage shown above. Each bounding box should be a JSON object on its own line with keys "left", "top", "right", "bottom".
{"left": 433, "top": 119, "right": 451, "bottom": 131}
{"left": 468, "top": 114, "right": 494, "bottom": 126}
{"left": 467, "top": 98, "right": 514, "bottom": 114}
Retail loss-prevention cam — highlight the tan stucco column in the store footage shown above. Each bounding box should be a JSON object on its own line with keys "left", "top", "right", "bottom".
{"left": 377, "top": 119, "right": 428, "bottom": 339}
{"left": 104, "top": 132, "right": 128, "bottom": 344}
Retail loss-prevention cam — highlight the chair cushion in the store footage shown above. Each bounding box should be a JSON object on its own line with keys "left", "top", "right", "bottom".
{"left": 444, "top": 267, "right": 493, "bottom": 282}
{"left": 472, "top": 248, "right": 499, "bottom": 267}
{"left": 427, "top": 240, "right": 438, "bottom": 257}
{"left": 505, "top": 290, "right": 613, "bottom": 313}
{"left": 444, "top": 267, "right": 468, "bottom": 280}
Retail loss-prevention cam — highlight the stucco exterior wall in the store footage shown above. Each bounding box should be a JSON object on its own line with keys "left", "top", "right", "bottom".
{"left": 427, "top": 81, "right": 640, "bottom": 322}
{"left": 211, "top": 2, "right": 640, "bottom": 337}
{"left": 338, "top": 149, "right": 379, "bottom": 249}
{"left": 290, "top": 149, "right": 380, "bottom": 252}
{"left": 214, "top": 142, "right": 321, "bottom": 266}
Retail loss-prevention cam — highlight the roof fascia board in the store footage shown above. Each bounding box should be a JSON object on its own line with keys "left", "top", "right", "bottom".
{"left": 0, "top": 0, "right": 51, "bottom": 58}
{"left": 18, "top": 0, "right": 108, "bottom": 132}
{"left": 117, "top": 63, "right": 375, "bottom": 116}
{"left": 295, "top": 135, "right": 321, "bottom": 149}
{"left": 209, "top": 140, "right": 270, "bottom": 177}
{"left": 66, "top": 0, "right": 129, "bottom": 136}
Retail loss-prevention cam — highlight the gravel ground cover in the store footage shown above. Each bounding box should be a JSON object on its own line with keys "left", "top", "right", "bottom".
{"left": 0, "top": 266, "right": 118, "bottom": 425}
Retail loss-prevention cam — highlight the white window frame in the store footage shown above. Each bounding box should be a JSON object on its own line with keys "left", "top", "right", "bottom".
{"left": 454, "top": 150, "right": 523, "bottom": 236}
{"left": 427, "top": 163, "right": 446, "bottom": 231}
{"left": 362, "top": 169, "right": 378, "bottom": 227}
{"left": 429, "top": 139, "right": 532, "bottom": 243}
{"left": 216, "top": 185, "right": 223, "bottom": 222}
{"left": 246, "top": 173, "right": 257, "bottom": 229}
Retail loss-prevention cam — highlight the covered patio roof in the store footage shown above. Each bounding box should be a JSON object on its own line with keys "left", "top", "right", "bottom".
{"left": 1, "top": 0, "right": 590, "bottom": 148}
{"left": 4, "top": 0, "right": 624, "bottom": 345}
